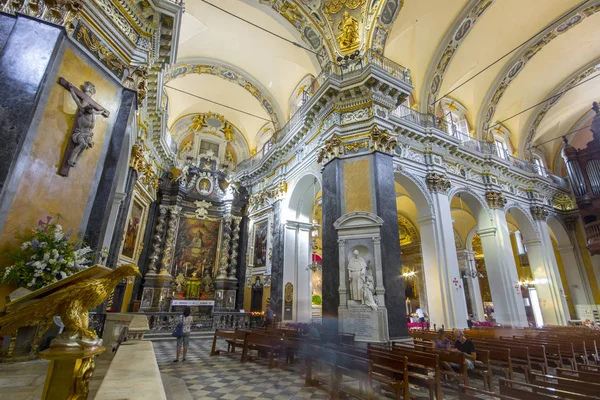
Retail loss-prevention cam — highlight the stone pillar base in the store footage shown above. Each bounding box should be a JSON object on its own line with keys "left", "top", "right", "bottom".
{"left": 39, "top": 345, "right": 105, "bottom": 400}
{"left": 214, "top": 277, "right": 238, "bottom": 311}
{"left": 139, "top": 270, "right": 173, "bottom": 312}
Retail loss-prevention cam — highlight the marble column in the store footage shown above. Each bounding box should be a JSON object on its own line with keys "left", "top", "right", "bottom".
{"left": 283, "top": 221, "right": 312, "bottom": 322}
{"left": 229, "top": 216, "right": 242, "bottom": 279}
{"left": 478, "top": 193, "right": 528, "bottom": 327}
{"left": 270, "top": 201, "right": 286, "bottom": 321}
{"left": 215, "top": 214, "right": 238, "bottom": 310}
{"left": 417, "top": 172, "right": 468, "bottom": 329}
{"left": 139, "top": 205, "right": 170, "bottom": 311}
{"left": 218, "top": 215, "right": 232, "bottom": 279}
{"left": 457, "top": 250, "right": 484, "bottom": 321}
{"left": 161, "top": 206, "right": 181, "bottom": 274}
{"left": 525, "top": 207, "right": 568, "bottom": 325}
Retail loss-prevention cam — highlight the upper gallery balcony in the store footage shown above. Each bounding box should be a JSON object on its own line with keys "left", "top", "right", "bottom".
{"left": 235, "top": 52, "right": 570, "bottom": 194}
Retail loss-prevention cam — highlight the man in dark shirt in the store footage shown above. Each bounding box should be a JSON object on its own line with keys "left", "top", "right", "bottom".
{"left": 453, "top": 329, "right": 476, "bottom": 369}
{"left": 265, "top": 305, "right": 274, "bottom": 327}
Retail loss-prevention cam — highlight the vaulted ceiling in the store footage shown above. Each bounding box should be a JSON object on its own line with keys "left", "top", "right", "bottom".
{"left": 168, "top": 0, "right": 600, "bottom": 168}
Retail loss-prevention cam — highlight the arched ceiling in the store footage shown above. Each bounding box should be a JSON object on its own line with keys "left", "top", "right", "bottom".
{"left": 384, "top": 0, "right": 600, "bottom": 164}
{"left": 168, "top": 0, "right": 600, "bottom": 164}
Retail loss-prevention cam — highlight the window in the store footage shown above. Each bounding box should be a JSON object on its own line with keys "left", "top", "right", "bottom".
{"left": 445, "top": 111, "right": 470, "bottom": 142}
{"left": 262, "top": 139, "right": 273, "bottom": 156}
{"left": 495, "top": 139, "right": 508, "bottom": 160}
{"left": 199, "top": 140, "right": 219, "bottom": 156}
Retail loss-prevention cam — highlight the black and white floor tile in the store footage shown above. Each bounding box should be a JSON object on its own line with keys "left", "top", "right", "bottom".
{"left": 153, "top": 338, "right": 492, "bottom": 400}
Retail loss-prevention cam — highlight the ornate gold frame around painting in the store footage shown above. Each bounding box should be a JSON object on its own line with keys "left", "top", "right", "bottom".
{"left": 249, "top": 213, "right": 271, "bottom": 274}
{"left": 119, "top": 182, "right": 152, "bottom": 265}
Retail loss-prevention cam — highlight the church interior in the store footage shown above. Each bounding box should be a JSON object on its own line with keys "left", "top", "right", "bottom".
{"left": 1, "top": 0, "right": 600, "bottom": 399}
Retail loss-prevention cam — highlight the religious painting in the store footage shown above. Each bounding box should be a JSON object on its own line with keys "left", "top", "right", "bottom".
{"left": 122, "top": 200, "right": 143, "bottom": 259}
{"left": 253, "top": 220, "right": 268, "bottom": 268}
{"left": 119, "top": 185, "right": 151, "bottom": 264}
{"left": 172, "top": 217, "right": 221, "bottom": 299}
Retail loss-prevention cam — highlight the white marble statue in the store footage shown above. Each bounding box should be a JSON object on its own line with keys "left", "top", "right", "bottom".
{"left": 361, "top": 263, "right": 378, "bottom": 310}
{"left": 348, "top": 249, "right": 366, "bottom": 301}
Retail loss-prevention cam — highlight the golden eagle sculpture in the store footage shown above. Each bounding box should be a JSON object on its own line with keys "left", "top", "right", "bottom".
{"left": 0, "top": 264, "right": 141, "bottom": 348}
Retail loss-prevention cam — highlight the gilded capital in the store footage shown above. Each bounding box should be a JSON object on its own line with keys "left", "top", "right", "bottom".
{"left": 369, "top": 126, "right": 397, "bottom": 155}
{"left": 530, "top": 206, "right": 549, "bottom": 221}
{"left": 485, "top": 191, "right": 507, "bottom": 209}
{"left": 426, "top": 172, "right": 451, "bottom": 194}
{"left": 317, "top": 134, "right": 343, "bottom": 165}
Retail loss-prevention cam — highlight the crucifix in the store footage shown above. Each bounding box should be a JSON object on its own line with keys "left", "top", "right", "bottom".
{"left": 57, "top": 77, "right": 110, "bottom": 177}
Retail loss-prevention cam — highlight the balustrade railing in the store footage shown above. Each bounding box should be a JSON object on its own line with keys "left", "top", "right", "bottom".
{"left": 585, "top": 221, "right": 600, "bottom": 244}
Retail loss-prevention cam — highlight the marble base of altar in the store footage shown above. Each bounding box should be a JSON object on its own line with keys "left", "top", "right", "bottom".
{"left": 139, "top": 270, "right": 173, "bottom": 312}
{"left": 214, "top": 277, "right": 237, "bottom": 311}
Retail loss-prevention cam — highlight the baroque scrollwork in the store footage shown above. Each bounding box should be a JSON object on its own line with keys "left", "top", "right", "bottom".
{"left": 249, "top": 182, "right": 288, "bottom": 209}
{"left": 130, "top": 145, "right": 159, "bottom": 189}
{"left": 426, "top": 172, "right": 451, "bottom": 194}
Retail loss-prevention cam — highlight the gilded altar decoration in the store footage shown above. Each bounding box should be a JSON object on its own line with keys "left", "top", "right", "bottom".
{"left": 57, "top": 78, "right": 110, "bottom": 176}
{"left": 172, "top": 218, "right": 220, "bottom": 298}
{"left": 189, "top": 114, "right": 206, "bottom": 132}
{"left": 1, "top": 216, "right": 93, "bottom": 291}
{"left": 324, "top": 0, "right": 364, "bottom": 14}
{"left": 0, "top": 264, "right": 141, "bottom": 348}
{"left": 398, "top": 215, "right": 419, "bottom": 246}
{"left": 129, "top": 145, "right": 159, "bottom": 190}
{"left": 336, "top": 11, "right": 360, "bottom": 53}
{"left": 485, "top": 191, "right": 507, "bottom": 209}
{"left": 530, "top": 206, "right": 549, "bottom": 221}
{"left": 75, "top": 25, "right": 126, "bottom": 78}
{"left": 194, "top": 200, "right": 212, "bottom": 219}
{"left": 426, "top": 172, "right": 451, "bottom": 194}
{"left": 223, "top": 123, "right": 235, "bottom": 142}
{"left": 122, "top": 201, "right": 143, "bottom": 259}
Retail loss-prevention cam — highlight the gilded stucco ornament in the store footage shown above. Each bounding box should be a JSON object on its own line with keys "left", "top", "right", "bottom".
{"left": 530, "top": 206, "right": 549, "bottom": 221}
{"left": 194, "top": 200, "right": 212, "bottom": 219}
{"left": 369, "top": 126, "right": 397, "bottom": 154}
{"left": 336, "top": 11, "right": 360, "bottom": 53}
{"left": 317, "top": 134, "right": 344, "bottom": 164}
{"left": 249, "top": 182, "right": 288, "bottom": 208}
{"left": 426, "top": 172, "right": 451, "bottom": 194}
{"left": 485, "top": 191, "right": 507, "bottom": 209}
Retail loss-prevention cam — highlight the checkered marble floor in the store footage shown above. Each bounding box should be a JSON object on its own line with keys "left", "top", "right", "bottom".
{"left": 152, "top": 338, "right": 488, "bottom": 400}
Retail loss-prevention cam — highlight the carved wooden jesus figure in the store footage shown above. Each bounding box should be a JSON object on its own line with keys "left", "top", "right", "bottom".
{"left": 58, "top": 77, "right": 109, "bottom": 176}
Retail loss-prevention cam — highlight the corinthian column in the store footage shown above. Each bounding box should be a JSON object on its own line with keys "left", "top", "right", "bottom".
{"left": 228, "top": 216, "right": 242, "bottom": 278}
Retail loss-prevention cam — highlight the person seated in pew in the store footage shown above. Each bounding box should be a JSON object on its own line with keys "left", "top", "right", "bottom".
{"left": 432, "top": 328, "right": 452, "bottom": 351}
{"left": 302, "top": 323, "right": 321, "bottom": 340}
{"left": 452, "top": 329, "right": 476, "bottom": 369}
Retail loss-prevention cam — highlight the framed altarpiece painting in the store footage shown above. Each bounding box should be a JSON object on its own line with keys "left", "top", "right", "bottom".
{"left": 119, "top": 183, "right": 153, "bottom": 265}
{"left": 248, "top": 212, "right": 273, "bottom": 275}
{"left": 170, "top": 212, "right": 223, "bottom": 300}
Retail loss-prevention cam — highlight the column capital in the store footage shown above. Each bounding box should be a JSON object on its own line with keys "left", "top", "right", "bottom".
{"left": 530, "top": 206, "right": 549, "bottom": 221}
{"left": 522, "top": 238, "right": 542, "bottom": 247}
{"left": 485, "top": 191, "right": 507, "bottom": 209}
{"left": 425, "top": 172, "right": 451, "bottom": 194}
{"left": 317, "top": 134, "right": 343, "bottom": 165}
{"left": 556, "top": 244, "right": 574, "bottom": 253}
{"left": 416, "top": 214, "right": 435, "bottom": 225}
{"left": 476, "top": 227, "right": 497, "bottom": 238}
{"left": 369, "top": 126, "right": 397, "bottom": 155}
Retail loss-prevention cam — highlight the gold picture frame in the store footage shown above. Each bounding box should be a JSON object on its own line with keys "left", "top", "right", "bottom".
{"left": 119, "top": 182, "right": 152, "bottom": 264}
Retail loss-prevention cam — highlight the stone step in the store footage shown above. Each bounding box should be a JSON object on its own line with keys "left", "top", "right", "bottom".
{"left": 160, "top": 373, "right": 173, "bottom": 400}
{"left": 167, "top": 374, "right": 193, "bottom": 400}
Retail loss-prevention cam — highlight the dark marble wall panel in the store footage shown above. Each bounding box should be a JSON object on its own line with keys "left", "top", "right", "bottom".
{"left": 129, "top": 200, "right": 159, "bottom": 310}
{"left": 322, "top": 159, "right": 342, "bottom": 332}
{"left": 270, "top": 201, "right": 285, "bottom": 319}
{"left": 0, "top": 16, "right": 63, "bottom": 192}
{"left": 84, "top": 90, "right": 136, "bottom": 251}
{"left": 236, "top": 215, "right": 249, "bottom": 310}
{"left": 106, "top": 167, "right": 137, "bottom": 268}
{"left": 373, "top": 153, "right": 408, "bottom": 338}
{"left": 0, "top": 14, "right": 16, "bottom": 55}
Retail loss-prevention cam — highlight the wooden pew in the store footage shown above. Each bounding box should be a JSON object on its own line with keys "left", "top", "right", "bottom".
{"left": 210, "top": 329, "right": 248, "bottom": 356}
{"left": 526, "top": 371, "right": 600, "bottom": 397}
{"left": 369, "top": 344, "right": 441, "bottom": 400}
{"left": 368, "top": 351, "right": 409, "bottom": 400}
{"left": 557, "top": 367, "right": 600, "bottom": 382}
{"left": 242, "top": 332, "right": 283, "bottom": 368}
{"left": 458, "top": 385, "right": 519, "bottom": 400}
{"left": 499, "top": 378, "right": 600, "bottom": 400}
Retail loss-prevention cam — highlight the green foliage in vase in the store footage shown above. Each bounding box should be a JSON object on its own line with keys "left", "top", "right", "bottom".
{"left": 1, "top": 216, "right": 92, "bottom": 290}
{"left": 311, "top": 294, "right": 322, "bottom": 305}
